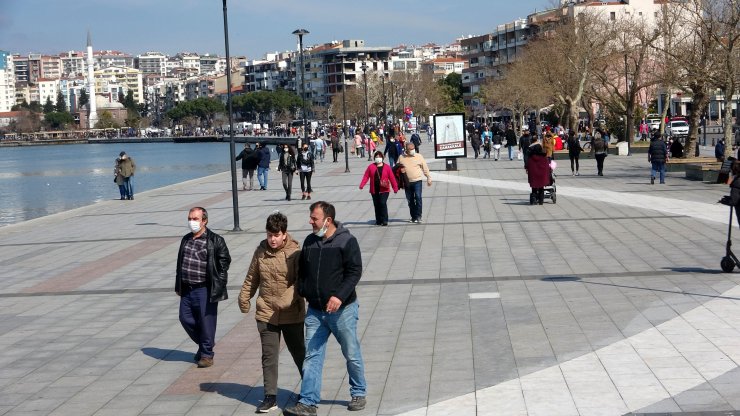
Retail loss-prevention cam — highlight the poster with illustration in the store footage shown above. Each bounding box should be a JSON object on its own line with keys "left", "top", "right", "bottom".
{"left": 433, "top": 113, "right": 466, "bottom": 158}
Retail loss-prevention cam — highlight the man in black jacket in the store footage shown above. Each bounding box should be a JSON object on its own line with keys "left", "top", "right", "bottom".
{"left": 175, "top": 207, "right": 231, "bottom": 368}
{"left": 648, "top": 134, "right": 668, "bottom": 185}
{"left": 505, "top": 123, "right": 517, "bottom": 160}
{"left": 519, "top": 127, "right": 533, "bottom": 168}
{"left": 287, "top": 201, "right": 366, "bottom": 416}
{"left": 235, "top": 143, "right": 259, "bottom": 190}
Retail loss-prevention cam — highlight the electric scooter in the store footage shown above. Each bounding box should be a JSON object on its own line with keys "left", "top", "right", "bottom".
{"left": 721, "top": 204, "right": 740, "bottom": 272}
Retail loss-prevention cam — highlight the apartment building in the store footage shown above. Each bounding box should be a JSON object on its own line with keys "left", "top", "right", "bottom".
{"left": 199, "top": 54, "right": 226, "bottom": 75}
{"left": 94, "top": 66, "right": 144, "bottom": 103}
{"left": 0, "top": 51, "right": 16, "bottom": 112}
{"left": 95, "top": 50, "right": 134, "bottom": 69}
{"left": 244, "top": 53, "right": 293, "bottom": 92}
{"left": 136, "top": 52, "right": 167, "bottom": 76}
{"left": 30, "top": 78, "right": 59, "bottom": 105}
{"left": 60, "top": 51, "right": 86, "bottom": 77}
{"left": 185, "top": 77, "right": 215, "bottom": 100}
{"left": 421, "top": 57, "right": 467, "bottom": 81}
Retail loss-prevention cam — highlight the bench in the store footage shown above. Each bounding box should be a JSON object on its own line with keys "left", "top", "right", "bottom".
{"left": 684, "top": 162, "right": 722, "bottom": 182}
{"left": 666, "top": 157, "right": 717, "bottom": 173}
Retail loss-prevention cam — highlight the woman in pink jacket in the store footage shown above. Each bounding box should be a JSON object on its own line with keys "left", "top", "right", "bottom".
{"left": 359, "top": 151, "right": 399, "bottom": 226}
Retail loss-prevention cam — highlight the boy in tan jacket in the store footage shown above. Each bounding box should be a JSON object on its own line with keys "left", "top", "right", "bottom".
{"left": 239, "top": 212, "right": 305, "bottom": 413}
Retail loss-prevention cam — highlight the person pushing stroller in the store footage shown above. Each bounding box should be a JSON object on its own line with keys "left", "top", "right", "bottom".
{"left": 527, "top": 136, "right": 550, "bottom": 205}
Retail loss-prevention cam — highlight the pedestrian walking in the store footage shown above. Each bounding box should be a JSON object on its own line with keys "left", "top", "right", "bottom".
{"left": 359, "top": 151, "right": 399, "bottom": 226}
{"left": 427, "top": 125, "right": 434, "bottom": 143}
{"left": 384, "top": 135, "right": 402, "bottom": 167}
{"left": 278, "top": 145, "right": 297, "bottom": 200}
{"left": 482, "top": 126, "right": 492, "bottom": 159}
{"left": 505, "top": 124, "right": 517, "bottom": 160}
{"left": 117, "top": 151, "right": 135, "bottom": 200}
{"left": 591, "top": 129, "right": 608, "bottom": 176}
{"left": 543, "top": 132, "right": 555, "bottom": 161}
{"left": 519, "top": 127, "right": 532, "bottom": 169}
{"left": 648, "top": 133, "right": 668, "bottom": 184}
{"left": 176, "top": 207, "right": 231, "bottom": 368}
{"left": 312, "top": 136, "right": 325, "bottom": 163}
{"left": 298, "top": 143, "right": 314, "bottom": 200}
{"left": 566, "top": 130, "right": 583, "bottom": 176}
{"left": 639, "top": 119, "right": 649, "bottom": 141}
{"left": 285, "top": 202, "right": 367, "bottom": 416}
{"left": 396, "top": 142, "right": 432, "bottom": 223}
{"left": 235, "top": 143, "right": 259, "bottom": 191}
{"left": 239, "top": 212, "right": 305, "bottom": 414}
{"left": 257, "top": 143, "right": 271, "bottom": 190}
{"left": 492, "top": 127, "right": 504, "bottom": 161}
{"left": 470, "top": 129, "right": 482, "bottom": 159}
{"left": 410, "top": 131, "right": 422, "bottom": 153}
{"left": 331, "top": 133, "right": 341, "bottom": 163}
{"left": 354, "top": 131, "right": 364, "bottom": 158}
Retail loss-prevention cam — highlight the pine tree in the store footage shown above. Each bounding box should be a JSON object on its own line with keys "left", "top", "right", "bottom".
{"left": 78, "top": 89, "right": 89, "bottom": 109}
{"left": 43, "top": 96, "right": 55, "bottom": 114}
{"left": 55, "top": 91, "right": 66, "bottom": 113}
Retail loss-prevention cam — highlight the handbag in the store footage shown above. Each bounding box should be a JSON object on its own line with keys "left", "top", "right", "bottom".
{"left": 378, "top": 168, "right": 390, "bottom": 189}
{"left": 339, "top": 144, "right": 344, "bottom": 153}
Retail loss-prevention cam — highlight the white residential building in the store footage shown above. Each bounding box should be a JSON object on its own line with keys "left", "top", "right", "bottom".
{"left": 136, "top": 52, "right": 167, "bottom": 76}
{"left": 0, "top": 51, "right": 16, "bottom": 112}
{"left": 94, "top": 66, "right": 144, "bottom": 103}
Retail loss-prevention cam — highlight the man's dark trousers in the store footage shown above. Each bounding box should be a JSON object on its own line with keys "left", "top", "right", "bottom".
{"left": 179, "top": 286, "right": 218, "bottom": 358}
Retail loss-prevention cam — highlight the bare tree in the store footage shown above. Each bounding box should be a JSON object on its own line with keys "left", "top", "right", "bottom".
{"left": 521, "top": 12, "right": 614, "bottom": 132}
{"left": 590, "top": 15, "right": 663, "bottom": 144}
{"left": 482, "top": 60, "right": 549, "bottom": 133}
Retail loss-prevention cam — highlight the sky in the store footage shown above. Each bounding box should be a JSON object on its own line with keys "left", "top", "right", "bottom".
{"left": 1, "top": 0, "right": 554, "bottom": 58}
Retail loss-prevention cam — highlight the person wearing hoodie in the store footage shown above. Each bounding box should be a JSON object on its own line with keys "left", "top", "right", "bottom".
{"left": 239, "top": 212, "right": 305, "bottom": 414}
{"left": 286, "top": 201, "right": 367, "bottom": 416}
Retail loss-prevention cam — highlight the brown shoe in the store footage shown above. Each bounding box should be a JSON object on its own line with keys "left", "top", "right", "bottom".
{"left": 197, "top": 356, "right": 213, "bottom": 368}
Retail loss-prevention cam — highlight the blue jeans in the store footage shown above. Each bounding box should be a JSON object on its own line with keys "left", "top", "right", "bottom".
{"left": 179, "top": 286, "right": 218, "bottom": 358}
{"left": 508, "top": 146, "right": 514, "bottom": 160}
{"left": 257, "top": 166, "right": 269, "bottom": 189}
{"left": 122, "top": 176, "right": 133, "bottom": 199}
{"left": 299, "top": 303, "right": 366, "bottom": 406}
{"left": 651, "top": 161, "right": 666, "bottom": 183}
{"left": 404, "top": 180, "right": 423, "bottom": 221}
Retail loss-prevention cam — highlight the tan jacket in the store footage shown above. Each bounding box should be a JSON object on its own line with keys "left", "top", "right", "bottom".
{"left": 397, "top": 153, "right": 431, "bottom": 183}
{"left": 238, "top": 234, "right": 305, "bottom": 325}
{"left": 543, "top": 136, "right": 554, "bottom": 158}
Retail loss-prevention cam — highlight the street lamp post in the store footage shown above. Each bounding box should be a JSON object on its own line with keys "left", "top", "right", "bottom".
{"left": 293, "top": 29, "right": 309, "bottom": 148}
{"left": 360, "top": 59, "right": 371, "bottom": 161}
{"left": 337, "top": 53, "right": 350, "bottom": 173}
{"left": 222, "top": 0, "right": 240, "bottom": 231}
{"left": 381, "top": 71, "right": 387, "bottom": 137}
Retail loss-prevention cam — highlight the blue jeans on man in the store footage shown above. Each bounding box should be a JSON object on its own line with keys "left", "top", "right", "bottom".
{"left": 122, "top": 176, "right": 134, "bottom": 199}
{"left": 404, "top": 180, "right": 423, "bottom": 221}
{"left": 298, "top": 302, "right": 366, "bottom": 407}
{"left": 179, "top": 286, "right": 218, "bottom": 359}
{"left": 508, "top": 145, "right": 514, "bottom": 160}
{"left": 257, "top": 166, "right": 269, "bottom": 189}
{"left": 651, "top": 161, "right": 666, "bottom": 184}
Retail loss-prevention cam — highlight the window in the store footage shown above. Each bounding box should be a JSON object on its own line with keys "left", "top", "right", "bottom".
{"left": 407, "top": 61, "right": 417, "bottom": 69}
{"left": 393, "top": 61, "right": 405, "bottom": 70}
{"left": 610, "top": 12, "right": 616, "bottom": 20}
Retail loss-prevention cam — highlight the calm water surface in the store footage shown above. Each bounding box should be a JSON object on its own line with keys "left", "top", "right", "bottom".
{"left": 0, "top": 142, "right": 272, "bottom": 227}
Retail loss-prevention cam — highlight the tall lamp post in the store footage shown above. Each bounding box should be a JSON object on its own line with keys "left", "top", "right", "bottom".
{"left": 293, "top": 29, "right": 309, "bottom": 148}
{"left": 360, "top": 59, "right": 370, "bottom": 160}
{"left": 222, "top": 0, "right": 240, "bottom": 231}
{"left": 381, "top": 70, "right": 387, "bottom": 136}
{"left": 337, "top": 53, "right": 350, "bottom": 173}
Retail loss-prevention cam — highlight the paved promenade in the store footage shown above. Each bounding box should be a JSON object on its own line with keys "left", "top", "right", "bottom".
{"left": 1, "top": 147, "right": 739, "bottom": 416}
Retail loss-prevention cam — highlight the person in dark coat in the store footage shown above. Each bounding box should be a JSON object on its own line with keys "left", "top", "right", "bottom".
{"left": 470, "top": 130, "right": 482, "bottom": 159}
{"left": 670, "top": 138, "right": 684, "bottom": 158}
{"left": 716, "top": 139, "right": 726, "bottom": 162}
{"left": 648, "top": 135, "right": 668, "bottom": 184}
{"left": 505, "top": 124, "right": 517, "bottom": 160}
{"left": 384, "top": 135, "right": 402, "bottom": 167}
{"left": 257, "top": 143, "right": 271, "bottom": 190}
{"left": 730, "top": 161, "right": 740, "bottom": 226}
{"left": 235, "top": 143, "right": 259, "bottom": 191}
{"left": 519, "top": 128, "right": 533, "bottom": 169}
{"left": 526, "top": 136, "right": 549, "bottom": 205}
{"left": 566, "top": 130, "right": 583, "bottom": 176}
{"left": 297, "top": 143, "right": 315, "bottom": 200}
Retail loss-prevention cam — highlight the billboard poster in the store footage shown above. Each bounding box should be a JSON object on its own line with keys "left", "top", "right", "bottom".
{"left": 433, "top": 113, "right": 466, "bottom": 159}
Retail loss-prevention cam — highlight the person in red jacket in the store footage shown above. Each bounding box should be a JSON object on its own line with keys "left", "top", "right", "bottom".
{"left": 359, "top": 151, "right": 399, "bottom": 226}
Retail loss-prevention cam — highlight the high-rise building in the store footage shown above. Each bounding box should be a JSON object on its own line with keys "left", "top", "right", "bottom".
{"left": 0, "top": 51, "right": 16, "bottom": 112}
{"left": 136, "top": 52, "right": 167, "bottom": 76}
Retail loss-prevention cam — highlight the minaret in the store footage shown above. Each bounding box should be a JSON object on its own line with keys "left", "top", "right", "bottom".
{"left": 86, "top": 30, "right": 98, "bottom": 128}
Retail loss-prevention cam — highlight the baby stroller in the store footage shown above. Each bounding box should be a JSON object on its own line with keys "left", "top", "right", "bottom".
{"left": 529, "top": 160, "right": 557, "bottom": 204}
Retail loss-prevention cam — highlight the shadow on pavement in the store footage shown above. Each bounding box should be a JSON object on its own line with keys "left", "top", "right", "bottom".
{"left": 141, "top": 347, "right": 194, "bottom": 363}
{"left": 665, "top": 266, "right": 724, "bottom": 274}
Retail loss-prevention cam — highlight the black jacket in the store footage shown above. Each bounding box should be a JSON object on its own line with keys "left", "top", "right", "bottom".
{"left": 297, "top": 150, "right": 314, "bottom": 171}
{"left": 648, "top": 138, "right": 668, "bottom": 163}
{"left": 567, "top": 135, "right": 582, "bottom": 155}
{"left": 519, "top": 134, "right": 532, "bottom": 152}
{"left": 175, "top": 228, "right": 231, "bottom": 303}
{"left": 731, "top": 175, "right": 740, "bottom": 206}
{"left": 298, "top": 223, "right": 362, "bottom": 310}
{"left": 505, "top": 129, "right": 517, "bottom": 147}
{"left": 235, "top": 147, "right": 259, "bottom": 170}
{"left": 278, "top": 152, "right": 297, "bottom": 173}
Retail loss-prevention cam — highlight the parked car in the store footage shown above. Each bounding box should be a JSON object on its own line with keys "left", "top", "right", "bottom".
{"left": 647, "top": 117, "right": 661, "bottom": 131}
{"left": 666, "top": 120, "right": 689, "bottom": 137}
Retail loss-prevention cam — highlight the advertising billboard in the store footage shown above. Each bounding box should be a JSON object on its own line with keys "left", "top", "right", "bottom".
{"left": 433, "top": 113, "right": 467, "bottom": 159}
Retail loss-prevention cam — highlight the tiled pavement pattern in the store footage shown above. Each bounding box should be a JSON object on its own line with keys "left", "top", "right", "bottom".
{"left": 1, "top": 149, "right": 739, "bottom": 416}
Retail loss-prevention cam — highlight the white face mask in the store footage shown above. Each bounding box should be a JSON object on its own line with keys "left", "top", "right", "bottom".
{"left": 188, "top": 220, "right": 202, "bottom": 234}
{"left": 374, "top": 157, "right": 383, "bottom": 164}
{"left": 314, "top": 218, "right": 328, "bottom": 238}
{"left": 408, "top": 149, "right": 415, "bottom": 156}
